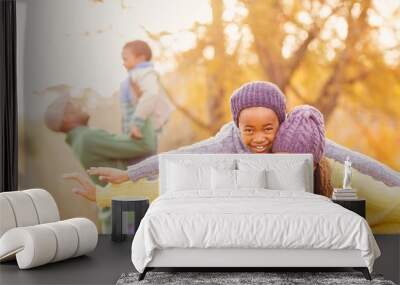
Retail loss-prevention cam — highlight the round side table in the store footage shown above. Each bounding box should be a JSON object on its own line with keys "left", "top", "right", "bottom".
{"left": 111, "top": 196, "right": 149, "bottom": 242}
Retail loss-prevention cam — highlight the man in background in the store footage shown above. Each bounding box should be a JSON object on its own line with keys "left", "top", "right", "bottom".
{"left": 44, "top": 94, "right": 157, "bottom": 186}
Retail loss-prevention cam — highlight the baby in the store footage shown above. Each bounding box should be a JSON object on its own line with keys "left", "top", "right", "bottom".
{"left": 121, "top": 40, "right": 174, "bottom": 139}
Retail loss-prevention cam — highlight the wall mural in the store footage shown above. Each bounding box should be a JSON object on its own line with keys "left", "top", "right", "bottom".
{"left": 17, "top": 0, "right": 400, "bottom": 234}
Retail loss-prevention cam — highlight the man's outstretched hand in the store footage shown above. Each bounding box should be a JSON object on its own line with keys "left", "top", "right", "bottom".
{"left": 87, "top": 167, "right": 129, "bottom": 184}
{"left": 62, "top": 172, "right": 96, "bottom": 202}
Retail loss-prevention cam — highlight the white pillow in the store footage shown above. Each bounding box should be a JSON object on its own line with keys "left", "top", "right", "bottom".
{"left": 238, "top": 159, "right": 308, "bottom": 191}
{"left": 167, "top": 162, "right": 211, "bottom": 191}
{"left": 211, "top": 168, "right": 236, "bottom": 190}
{"left": 236, "top": 169, "right": 267, "bottom": 189}
{"left": 267, "top": 166, "right": 306, "bottom": 191}
{"left": 211, "top": 169, "right": 268, "bottom": 190}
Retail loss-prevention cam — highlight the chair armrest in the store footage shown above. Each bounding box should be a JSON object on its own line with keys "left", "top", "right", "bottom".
{"left": 0, "top": 218, "right": 98, "bottom": 269}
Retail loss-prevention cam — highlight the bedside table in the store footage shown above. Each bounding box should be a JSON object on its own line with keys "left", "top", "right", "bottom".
{"left": 332, "top": 198, "right": 366, "bottom": 218}
{"left": 111, "top": 196, "right": 149, "bottom": 242}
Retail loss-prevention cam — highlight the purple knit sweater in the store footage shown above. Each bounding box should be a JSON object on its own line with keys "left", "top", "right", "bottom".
{"left": 127, "top": 121, "right": 400, "bottom": 187}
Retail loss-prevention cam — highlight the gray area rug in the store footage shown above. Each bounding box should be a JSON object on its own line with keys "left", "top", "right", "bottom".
{"left": 116, "top": 271, "right": 396, "bottom": 285}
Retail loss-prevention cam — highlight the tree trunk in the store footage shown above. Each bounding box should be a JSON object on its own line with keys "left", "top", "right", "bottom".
{"left": 244, "top": 0, "right": 286, "bottom": 88}
{"left": 206, "top": 0, "right": 227, "bottom": 133}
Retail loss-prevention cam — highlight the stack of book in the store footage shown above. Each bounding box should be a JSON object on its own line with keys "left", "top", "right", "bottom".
{"left": 332, "top": 188, "right": 358, "bottom": 200}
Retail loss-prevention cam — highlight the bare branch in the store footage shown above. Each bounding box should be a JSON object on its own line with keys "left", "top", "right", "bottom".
{"left": 313, "top": 1, "right": 371, "bottom": 122}
{"left": 284, "top": 3, "right": 345, "bottom": 88}
{"left": 140, "top": 25, "right": 174, "bottom": 41}
{"left": 159, "top": 80, "right": 211, "bottom": 132}
{"left": 344, "top": 70, "right": 370, "bottom": 84}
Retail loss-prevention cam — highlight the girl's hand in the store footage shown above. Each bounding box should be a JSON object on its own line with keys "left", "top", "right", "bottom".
{"left": 62, "top": 172, "right": 96, "bottom": 202}
{"left": 87, "top": 167, "right": 129, "bottom": 184}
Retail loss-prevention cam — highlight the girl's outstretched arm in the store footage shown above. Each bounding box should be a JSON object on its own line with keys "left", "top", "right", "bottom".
{"left": 324, "top": 138, "right": 400, "bottom": 187}
{"left": 126, "top": 122, "right": 238, "bottom": 181}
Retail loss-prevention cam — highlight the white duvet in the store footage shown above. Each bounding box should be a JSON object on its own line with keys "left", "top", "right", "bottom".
{"left": 131, "top": 190, "right": 380, "bottom": 273}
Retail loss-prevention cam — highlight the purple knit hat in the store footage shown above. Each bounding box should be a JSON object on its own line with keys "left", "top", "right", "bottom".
{"left": 230, "top": 81, "right": 286, "bottom": 127}
{"left": 272, "top": 105, "right": 325, "bottom": 164}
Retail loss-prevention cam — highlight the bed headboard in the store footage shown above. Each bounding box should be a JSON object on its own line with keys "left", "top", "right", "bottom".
{"left": 159, "top": 153, "right": 314, "bottom": 195}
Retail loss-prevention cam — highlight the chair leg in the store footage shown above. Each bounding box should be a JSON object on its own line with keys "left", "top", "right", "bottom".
{"left": 354, "top": 267, "right": 371, "bottom": 280}
{"left": 138, "top": 268, "right": 148, "bottom": 281}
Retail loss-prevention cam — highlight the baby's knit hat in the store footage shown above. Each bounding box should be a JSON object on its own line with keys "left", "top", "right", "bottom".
{"left": 272, "top": 105, "right": 325, "bottom": 164}
{"left": 230, "top": 81, "right": 286, "bottom": 127}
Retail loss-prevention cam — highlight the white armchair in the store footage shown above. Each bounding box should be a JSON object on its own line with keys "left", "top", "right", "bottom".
{"left": 0, "top": 189, "right": 98, "bottom": 269}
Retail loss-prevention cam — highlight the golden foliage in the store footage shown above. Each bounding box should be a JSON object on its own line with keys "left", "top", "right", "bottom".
{"left": 92, "top": 0, "right": 400, "bottom": 170}
{"left": 159, "top": 0, "right": 400, "bottom": 170}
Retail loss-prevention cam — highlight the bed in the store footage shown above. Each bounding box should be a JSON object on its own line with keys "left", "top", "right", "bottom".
{"left": 131, "top": 154, "right": 381, "bottom": 281}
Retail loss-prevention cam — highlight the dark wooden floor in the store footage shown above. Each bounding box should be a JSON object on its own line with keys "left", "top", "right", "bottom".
{"left": 0, "top": 235, "right": 134, "bottom": 285}
{"left": 0, "top": 235, "right": 398, "bottom": 285}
